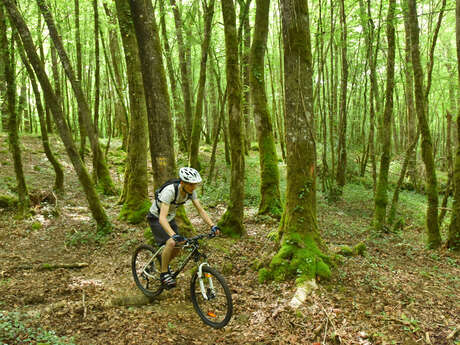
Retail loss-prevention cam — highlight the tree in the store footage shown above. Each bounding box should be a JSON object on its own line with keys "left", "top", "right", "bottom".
{"left": 335, "top": 0, "right": 348, "bottom": 190}
{"left": 407, "top": 0, "right": 441, "bottom": 248}
{"left": 447, "top": 0, "right": 460, "bottom": 251}
{"left": 2, "top": 0, "right": 111, "bottom": 232}
{"left": 249, "top": 0, "right": 281, "bottom": 218}
{"left": 189, "top": 0, "right": 215, "bottom": 170}
{"left": 260, "top": 0, "right": 331, "bottom": 284}
{"left": 127, "top": 0, "right": 176, "bottom": 186}
{"left": 0, "top": 4, "right": 30, "bottom": 216}
{"left": 218, "top": 0, "right": 245, "bottom": 237}
{"left": 114, "top": 0, "right": 149, "bottom": 224}
{"left": 15, "top": 31, "right": 64, "bottom": 195}
{"left": 170, "top": 0, "right": 193, "bottom": 145}
{"left": 373, "top": 0, "right": 396, "bottom": 232}
{"left": 36, "top": 0, "right": 116, "bottom": 195}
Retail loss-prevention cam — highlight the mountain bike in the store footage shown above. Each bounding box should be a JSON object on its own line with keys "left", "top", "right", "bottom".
{"left": 131, "top": 232, "right": 233, "bottom": 329}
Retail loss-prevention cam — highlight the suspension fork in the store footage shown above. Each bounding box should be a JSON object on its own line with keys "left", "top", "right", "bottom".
{"left": 197, "top": 263, "right": 214, "bottom": 300}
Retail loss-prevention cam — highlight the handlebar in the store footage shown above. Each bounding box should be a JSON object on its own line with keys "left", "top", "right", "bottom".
{"left": 184, "top": 232, "right": 215, "bottom": 245}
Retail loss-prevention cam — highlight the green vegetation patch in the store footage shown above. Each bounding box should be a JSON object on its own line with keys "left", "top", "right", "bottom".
{"left": 0, "top": 311, "right": 75, "bottom": 345}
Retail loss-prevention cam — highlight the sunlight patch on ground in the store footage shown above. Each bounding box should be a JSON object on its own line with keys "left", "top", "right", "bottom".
{"left": 62, "top": 206, "right": 91, "bottom": 221}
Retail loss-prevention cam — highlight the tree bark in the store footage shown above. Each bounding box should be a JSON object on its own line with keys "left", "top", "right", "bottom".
{"left": 335, "top": 0, "right": 348, "bottom": 190}
{"left": 114, "top": 0, "right": 150, "bottom": 224}
{"left": 37, "top": 0, "right": 116, "bottom": 195}
{"left": 170, "top": 0, "right": 193, "bottom": 145}
{"left": 373, "top": 0, "right": 396, "bottom": 233}
{"left": 128, "top": 0, "right": 176, "bottom": 187}
{"left": 262, "top": 0, "right": 331, "bottom": 284}
{"left": 218, "top": 0, "right": 245, "bottom": 237}
{"left": 0, "top": 5, "right": 29, "bottom": 216}
{"left": 15, "top": 31, "right": 64, "bottom": 194}
{"left": 447, "top": 0, "right": 460, "bottom": 251}
{"left": 402, "top": 2, "right": 418, "bottom": 190}
{"left": 158, "top": 0, "right": 186, "bottom": 152}
{"left": 74, "top": 0, "right": 87, "bottom": 160}
{"left": 250, "top": 0, "right": 281, "bottom": 218}
{"left": 189, "top": 0, "right": 215, "bottom": 170}
{"left": 3, "top": 0, "right": 111, "bottom": 231}
{"left": 407, "top": 0, "right": 441, "bottom": 248}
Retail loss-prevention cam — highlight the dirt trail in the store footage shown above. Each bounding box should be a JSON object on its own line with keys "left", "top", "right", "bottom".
{"left": 0, "top": 135, "right": 459, "bottom": 345}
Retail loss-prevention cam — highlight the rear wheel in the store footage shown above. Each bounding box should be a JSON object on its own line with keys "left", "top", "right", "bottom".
{"left": 190, "top": 266, "right": 233, "bottom": 328}
{"left": 131, "top": 244, "right": 163, "bottom": 298}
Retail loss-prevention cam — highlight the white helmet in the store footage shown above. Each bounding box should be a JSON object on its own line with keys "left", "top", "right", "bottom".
{"left": 179, "top": 167, "right": 202, "bottom": 183}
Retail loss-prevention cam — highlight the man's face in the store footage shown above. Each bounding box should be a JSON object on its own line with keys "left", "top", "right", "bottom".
{"left": 183, "top": 182, "right": 198, "bottom": 194}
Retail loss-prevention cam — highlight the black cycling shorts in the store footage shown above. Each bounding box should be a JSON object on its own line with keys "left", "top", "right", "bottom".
{"left": 147, "top": 212, "right": 179, "bottom": 246}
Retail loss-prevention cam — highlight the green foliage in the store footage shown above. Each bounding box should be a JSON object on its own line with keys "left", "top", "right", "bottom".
{"left": 0, "top": 311, "right": 75, "bottom": 345}
{"left": 0, "top": 194, "right": 18, "bottom": 209}
{"left": 30, "top": 221, "right": 42, "bottom": 231}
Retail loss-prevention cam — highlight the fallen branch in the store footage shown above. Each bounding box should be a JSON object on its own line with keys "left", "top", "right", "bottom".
{"left": 38, "top": 262, "right": 89, "bottom": 271}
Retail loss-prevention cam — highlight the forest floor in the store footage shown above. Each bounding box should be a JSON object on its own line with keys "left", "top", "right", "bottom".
{"left": 0, "top": 134, "right": 459, "bottom": 345}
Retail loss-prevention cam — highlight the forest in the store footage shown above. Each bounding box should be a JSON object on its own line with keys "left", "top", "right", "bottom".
{"left": 0, "top": 0, "right": 459, "bottom": 344}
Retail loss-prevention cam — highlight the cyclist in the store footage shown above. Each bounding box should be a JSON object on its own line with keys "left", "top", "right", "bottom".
{"left": 147, "top": 167, "right": 220, "bottom": 289}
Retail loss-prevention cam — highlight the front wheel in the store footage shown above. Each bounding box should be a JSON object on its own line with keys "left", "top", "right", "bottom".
{"left": 190, "top": 266, "right": 233, "bottom": 328}
{"left": 132, "top": 244, "right": 163, "bottom": 298}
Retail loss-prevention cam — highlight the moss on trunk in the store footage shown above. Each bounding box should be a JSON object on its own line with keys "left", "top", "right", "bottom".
{"left": 259, "top": 0, "right": 332, "bottom": 285}
{"left": 250, "top": 0, "right": 282, "bottom": 219}
{"left": 219, "top": 0, "right": 245, "bottom": 237}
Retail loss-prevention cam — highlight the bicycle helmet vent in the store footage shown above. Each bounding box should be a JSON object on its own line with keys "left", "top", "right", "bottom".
{"left": 179, "top": 167, "right": 202, "bottom": 183}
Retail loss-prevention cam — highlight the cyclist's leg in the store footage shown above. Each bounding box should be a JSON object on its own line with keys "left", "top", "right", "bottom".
{"left": 160, "top": 219, "right": 181, "bottom": 273}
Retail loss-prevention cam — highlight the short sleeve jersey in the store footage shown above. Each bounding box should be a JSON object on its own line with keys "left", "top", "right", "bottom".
{"left": 149, "top": 183, "right": 197, "bottom": 221}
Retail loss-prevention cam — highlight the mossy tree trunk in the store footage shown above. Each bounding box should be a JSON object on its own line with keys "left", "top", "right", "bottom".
{"left": 15, "top": 32, "right": 64, "bottom": 194}
{"left": 0, "top": 5, "right": 30, "bottom": 217}
{"left": 37, "top": 0, "right": 116, "bottom": 196}
{"left": 158, "top": 0, "right": 185, "bottom": 152}
{"left": 407, "top": 0, "right": 441, "bottom": 248}
{"left": 189, "top": 0, "right": 215, "bottom": 170}
{"left": 115, "top": 0, "right": 149, "bottom": 224}
{"left": 240, "top": 0, "right": 252, "bottom": 154}
{"left": 170, "top": 0, "right": 193, "bottom": 145}
{"left": 335, "top": 0, "right": 348, "bottom": 191}
{"left": 127, "top": 0, "right": 176, "bottom": 187}
{"left": 249, "top": 0, "right": 281, "bottom": 218}
{"left": 219, "top": 0, "right": 245, "bottom": 237}
{"left": 261, "top": 0, "right": 331, "bottom": 284}
{"left": 4, "top": 0, "right": 111, "bottom": 232}
{"left": 92, "top": 0, "right": 101, "bottom": 181}
{"left": 402, "top": 4, "right": 418, "bottom": 191}
{"left": 446, "top": 0, "right": 460, "bottom": 251}
{"left": 373, "top": 0, "right": 396, "bottom": 233}
{"left": 74, "top": 0, "right": 87, "bottom": 160}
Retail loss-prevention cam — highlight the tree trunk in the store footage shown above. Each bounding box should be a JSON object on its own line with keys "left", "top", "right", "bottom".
{"left": 74, "top": 0, "right": 87, "bottom": 160}
{"left": 3, "top": 0, "right": 111, "bottom": 232}
{"left": 335, "top": 0, "right": 348, "bottom": 190}
{"left": 407, "top": 0, "right": 441, "bottom": 248}
{"left": 128, "top": 0, "right": 176, "bottom": 187}
{"left": 158, "top": 0, "right": 186, "bottom": 152}
{"left": 114, "top": 0, "right": 150, "bottom": 224}
{"left": 37, "top": 0, "right": 116, "bottom": 195}
{"left": 240, "top": 0, "right": 252, "bottom": 154}
{"left": 250, "top": 0, "right": 281, "bottom": 218}
{"left": 218, "top": 0, "right": 245, "bottom": 237}
{"left": 402, "top": 3, "right": 418, "bottom": 190}
{"left": 92, "top": 0, "right": 101, "bottom": 181}
{"left": 373, "top": 0, "right": 396, "bottom": 233}
{"left": 262, "top": 0, "right": 331, "bottom": 284}
{"left": 447, "top": 0, "right": 460, "bottom": 251}
{"left": 189, "top": 0, "right": 215, "bottom": 170}
{"left": 0, "top": 5, "right": 29, "bottom": 216}
{"left": 15, "top": 31, "right": 64, "bottom": 194}
{"left": 170, "top": 0, "right": 193, "bottom": 145}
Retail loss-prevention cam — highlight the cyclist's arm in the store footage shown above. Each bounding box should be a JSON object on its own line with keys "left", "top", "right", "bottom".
{"left": 158, "top": 203, "right": 176, "bottom": 237}
{"left": 191, "top": 199, "right": 214, "bottom": 228}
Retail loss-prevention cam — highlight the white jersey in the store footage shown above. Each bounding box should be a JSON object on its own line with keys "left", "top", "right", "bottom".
{"left": 149, "top": 183, "right": 197, "bottom": 221}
